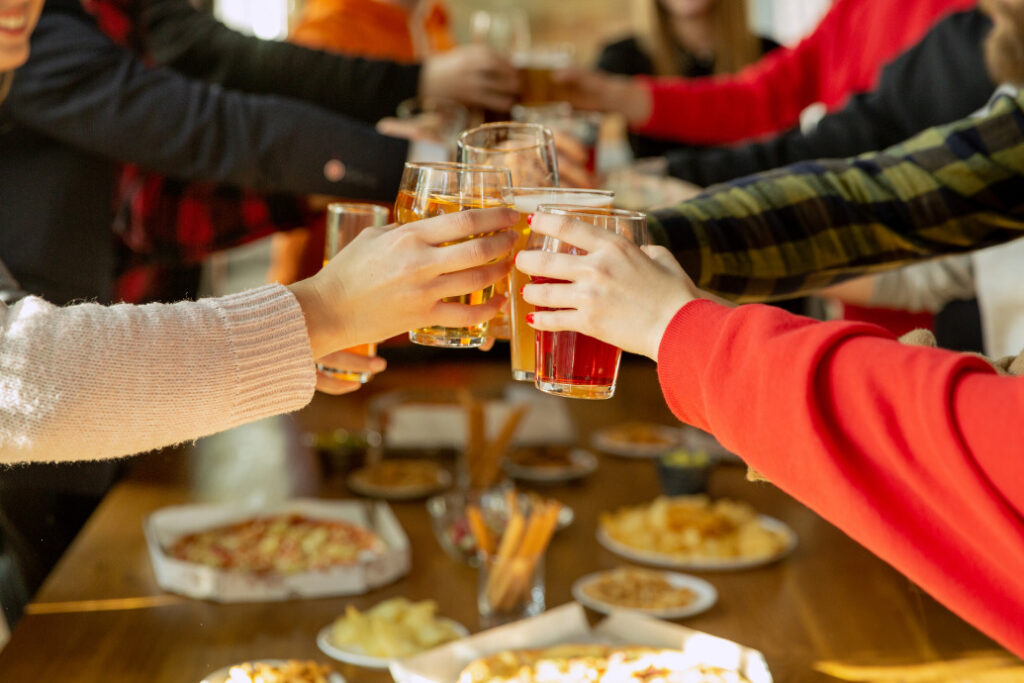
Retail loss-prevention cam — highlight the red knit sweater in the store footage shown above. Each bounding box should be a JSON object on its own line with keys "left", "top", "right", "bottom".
{"left": 637, "top": 0, "right": 978, "bottom": 144}
{"left": 657, "top": 300, "right": 1024, "bottom": 657}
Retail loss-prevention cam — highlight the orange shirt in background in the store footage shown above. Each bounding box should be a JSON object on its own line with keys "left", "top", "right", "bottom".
{"left": 290, "top": 0, "right": 454, "bottom": 61}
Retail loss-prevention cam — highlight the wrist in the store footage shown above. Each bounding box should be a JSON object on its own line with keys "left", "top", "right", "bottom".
{"left": 648, "top": 292, "right": 696, "bottom": 362}
{"left": 287, "top": 279, "right": 334, "bottom": 360}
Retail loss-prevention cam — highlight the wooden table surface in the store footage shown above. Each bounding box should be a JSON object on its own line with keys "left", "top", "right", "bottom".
{"left": 0, "top": 358, "right": 1004, "bottom": 682}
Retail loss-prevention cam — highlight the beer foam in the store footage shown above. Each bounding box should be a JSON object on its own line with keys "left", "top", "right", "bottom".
{"left": 513, "top": 192, "right": 612, "bottom": 213}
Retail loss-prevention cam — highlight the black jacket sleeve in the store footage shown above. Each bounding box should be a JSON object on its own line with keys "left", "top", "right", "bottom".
{"left": 134, "top": 0, "right": 421, "bottom": 123}
{"left": 7, "top": 0, "right": 408, "bottom": 201}
{"left": 664, "top": 10, "right": 996, "bottom": 187}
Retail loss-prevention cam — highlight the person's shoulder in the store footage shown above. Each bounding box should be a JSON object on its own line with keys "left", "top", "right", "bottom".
{"left": 934, "top": 7, "right": 992, "bottom": 37}
{"left": 596, "top": 36, "right": 654, "bottom": 76}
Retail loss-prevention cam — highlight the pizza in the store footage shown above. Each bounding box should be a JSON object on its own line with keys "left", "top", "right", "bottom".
{"left": 457, "top": 645, "right": 752, "bottom": 683}
{"left": 167, "top": 513, "right": 383, "bottom": 574}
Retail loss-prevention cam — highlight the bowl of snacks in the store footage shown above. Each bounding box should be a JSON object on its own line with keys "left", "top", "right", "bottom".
{"left": 656, "top": 448, "right": 712, "bottom": 496}
{"left": 317, "top": 597, "right": 467, "bottom": 669}
{"left": 307, "top": 428, "right": 381, "bottom": 477}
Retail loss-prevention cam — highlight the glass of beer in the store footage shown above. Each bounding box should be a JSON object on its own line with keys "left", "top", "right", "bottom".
{"left": 459, "top": 123, "right": 559, "bottom": 338}
{"left": 503, "top": 188, "right": 614, "bottom": 382}
{"left": 531, "top": 206, "right": 648, "bottom": 400}
{"left": 395, "top": 161, "right": 514, "bottom": 348}
{"left": 316, "top": 202, "right": 391, "bottom": 383}
{"left": 512, "top": 44, "right": 575, "bottom": 105}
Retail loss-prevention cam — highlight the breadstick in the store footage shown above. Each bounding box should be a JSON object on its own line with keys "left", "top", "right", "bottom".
{"left": 466, "top": 504, "right": 495, "bottom": 556}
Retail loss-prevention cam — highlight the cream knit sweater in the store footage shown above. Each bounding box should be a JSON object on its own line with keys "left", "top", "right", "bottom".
{"left": 0, "top": 284, "right": 316, "bottom": 463}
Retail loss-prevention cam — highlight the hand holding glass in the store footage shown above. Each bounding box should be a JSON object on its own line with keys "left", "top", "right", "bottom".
{"left": 394, "top": 162, "right": 514, "bottom": 348}
{"left": 316, "top": 203, "right": 390, "bottom": 383}
{"left": 519, "top": 207, "right": 649, "bottom": 399}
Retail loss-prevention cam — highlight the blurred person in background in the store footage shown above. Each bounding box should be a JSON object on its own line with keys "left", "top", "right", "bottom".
{"left": 596, "top": 0, "right": 779, "bottom": 158}
{"left": 112, "top": 0, "right": 520, "bottom": 302}
{"left": 561, "top": 0, "right": 974, "bottom": 148}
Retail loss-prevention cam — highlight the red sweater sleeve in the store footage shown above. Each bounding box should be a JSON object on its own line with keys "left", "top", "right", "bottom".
{"left": 657, "top": 300, "right": 1024, "bottom": 656}
{"left": 636, "top": 0, "right": 976, "bottom": 145}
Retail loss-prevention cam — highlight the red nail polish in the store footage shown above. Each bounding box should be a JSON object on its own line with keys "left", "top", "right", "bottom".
{"left": 525, "top": 313, "right": 535, "bottom": 325}
{"left": 526, "top": 213, "right": 534, "bottom": 225}
{"left": 519, "top": 285, "right": 525, "bottom": 296}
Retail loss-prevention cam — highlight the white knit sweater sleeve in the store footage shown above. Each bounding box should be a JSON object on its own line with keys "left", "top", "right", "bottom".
{"left": 0, "top": 284, "right": 316, "bottom": 463}
{"left": 868, "top": 254, "right": 976, "bottom": 313}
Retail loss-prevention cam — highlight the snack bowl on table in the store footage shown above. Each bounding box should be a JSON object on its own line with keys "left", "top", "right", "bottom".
{"left": 656, "top": 448, "right": 713, "bottom": 496}
{"left": 427, "top": 487, "right": 573, "bottom": 566}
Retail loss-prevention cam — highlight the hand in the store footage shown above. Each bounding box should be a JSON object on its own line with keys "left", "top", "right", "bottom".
{"left": 314, "top": 351, "right": 387, "bottom": 395}
{"left": 516, "top": 212, "right": 699, "bottom": 362}
{"left": 552, "top": 68, "right": 652, "bottom": 126}
{"left": 420, "top": 45, "right": 521, "bottom": 112}
{"left": 551, "top": 130, "right": 596, "bottom": 188}
{"left": 289, "top": 208, "right": 518, "bottom": 359}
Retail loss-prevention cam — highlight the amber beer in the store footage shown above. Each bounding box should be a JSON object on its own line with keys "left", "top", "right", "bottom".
{"left": 318, "top": 203, "right": 389, "bottom": 383}
{"left": 505, "top": 189, "right": 614, "bottom": 381}
{"left": 513, "top": 46, "right": 574, "bottom": 106}
{"left": 394, "top": 169, "right": 512, "bottom": 348}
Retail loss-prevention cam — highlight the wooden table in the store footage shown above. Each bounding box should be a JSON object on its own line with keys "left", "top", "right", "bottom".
{"left": 0, "top": 359, "right": 1004, "bottom": 682}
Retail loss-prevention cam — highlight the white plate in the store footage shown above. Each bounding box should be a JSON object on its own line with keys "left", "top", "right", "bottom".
{"left": 572, "top": 569, "right": 717, "bottom": 619}
{"left": 502, "top": 448, "right": 599, "bottom": 483}
{"left": 316, "top": 618, "right": 469, "bottom": 670}
{"left": 590, "top": 424, "right": 683, "bottom": 458}
{"left": 201, "top": 659, "right": 345, "bottom": 683}
{"left": 597, "top": 515, "right": 797, "bottom": 571}
{"left": 347, "top": 466, "right": 451, "bottom": 501}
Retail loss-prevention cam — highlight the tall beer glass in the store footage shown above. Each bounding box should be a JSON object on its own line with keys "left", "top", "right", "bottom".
{"left": 459, "top": 123, "right": 558, "bottom": 338}
{"left": 317, "top": 202, "right": 390, "bottom": 383}
{"left": 394, "top": 162, "right": 513, "bottom": 348}
{"left": 512, "top": 44, "right": 574, "bottom": 105}
{"left": 503, "top": 188, "right": 614, "bottom": 382}
{"left": 531, "top": 206, "right": 648, "bottom": 400}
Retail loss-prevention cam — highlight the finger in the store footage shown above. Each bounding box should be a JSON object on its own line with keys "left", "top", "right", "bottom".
{"left": 556, "top": 163, "right": 595, "bottom": 190}
{"left": 470, "top": 90, "right": 517, "bottom": 112}
{"left": 429, "top": 295, "right": 507, "bottom": 329}
{"left": 431, "top": 260, "right": 512, "bottom": 301}
{"left": 528, "top": 212, "right": 617, "bottom": 252}
{"left": 522, "top": 281, "right": 578, "bottom": 309}
{"left": 316, "top": 351, "right": 387, "bottom": 375}
{"left": 515, "top": 250, "right": 589, "bottom": 280}
{"left": 552, "top": 131, "right": 588, "bottom": 165}
{"left": 526, "top": 308, "right": 583, "bottom": 332}
{"left": 478, "top": 66, "right": 521, "bottom": 94}
{"left": 433, "top": 231, "right": 517, "bottom": 274}
{"left": 411, "top": 207, "right": 518, "bottom": 245}
{"left": 477, "top": 337, "right": 497, "bottom": 352}
{"left": 314, "top": 373, "right": 363, "bottom": 395}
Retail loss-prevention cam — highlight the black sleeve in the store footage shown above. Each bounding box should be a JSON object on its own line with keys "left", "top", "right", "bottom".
{"left": 664, "top": 10, "right": 996, "bottom": 187}
{"left": 596, "top": 38, "right": 654, "bottom": 77}
{"left": 134, "top": 0, "right": 421, "bottom": 123}
{"left": 6, "top": 0, "right": 408, "bottom": 201}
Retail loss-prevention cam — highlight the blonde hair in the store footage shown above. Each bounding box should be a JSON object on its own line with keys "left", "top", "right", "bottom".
{"left": 633, "top": 0, "right": 761, "bottom": 76}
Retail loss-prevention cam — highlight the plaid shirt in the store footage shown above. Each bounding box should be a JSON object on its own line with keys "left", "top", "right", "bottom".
{"left": 84, "top": 0, "right": 311, "bottom": 302}
{"left": 650, "top": 89, "right": 1024, "bottom": 302}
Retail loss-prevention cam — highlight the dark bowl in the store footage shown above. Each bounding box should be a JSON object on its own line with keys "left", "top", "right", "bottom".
{"left": 656, "top": 449, "right": 712, "bottom": 496}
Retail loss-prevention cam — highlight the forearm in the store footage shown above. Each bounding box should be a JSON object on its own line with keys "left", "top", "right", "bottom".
{"left": 635, "top": 45, "right": 819, "bottom": 145}
{"left": 9, "top": 7, "right": 407, "bottom": 201}
{"left": 0, "top": 285, "right": 315, "bottom": 463}
{"left": 658, "top": 300, "right": 1024, "bottom": 656}
{"left": 137, "top": 0, "right": 420, "bottom": 123}
{"left": 651, "top": 93, "right": 1024, "bottom": 301}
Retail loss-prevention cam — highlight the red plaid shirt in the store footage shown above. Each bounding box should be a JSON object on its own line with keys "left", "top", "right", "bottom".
{"left": 86, "top": 0, "right": 312, "bottom": 302}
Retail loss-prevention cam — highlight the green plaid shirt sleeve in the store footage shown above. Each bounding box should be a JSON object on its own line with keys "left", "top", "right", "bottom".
{"left": 649, "top": 91, "right": 1024, "bottom": 302}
